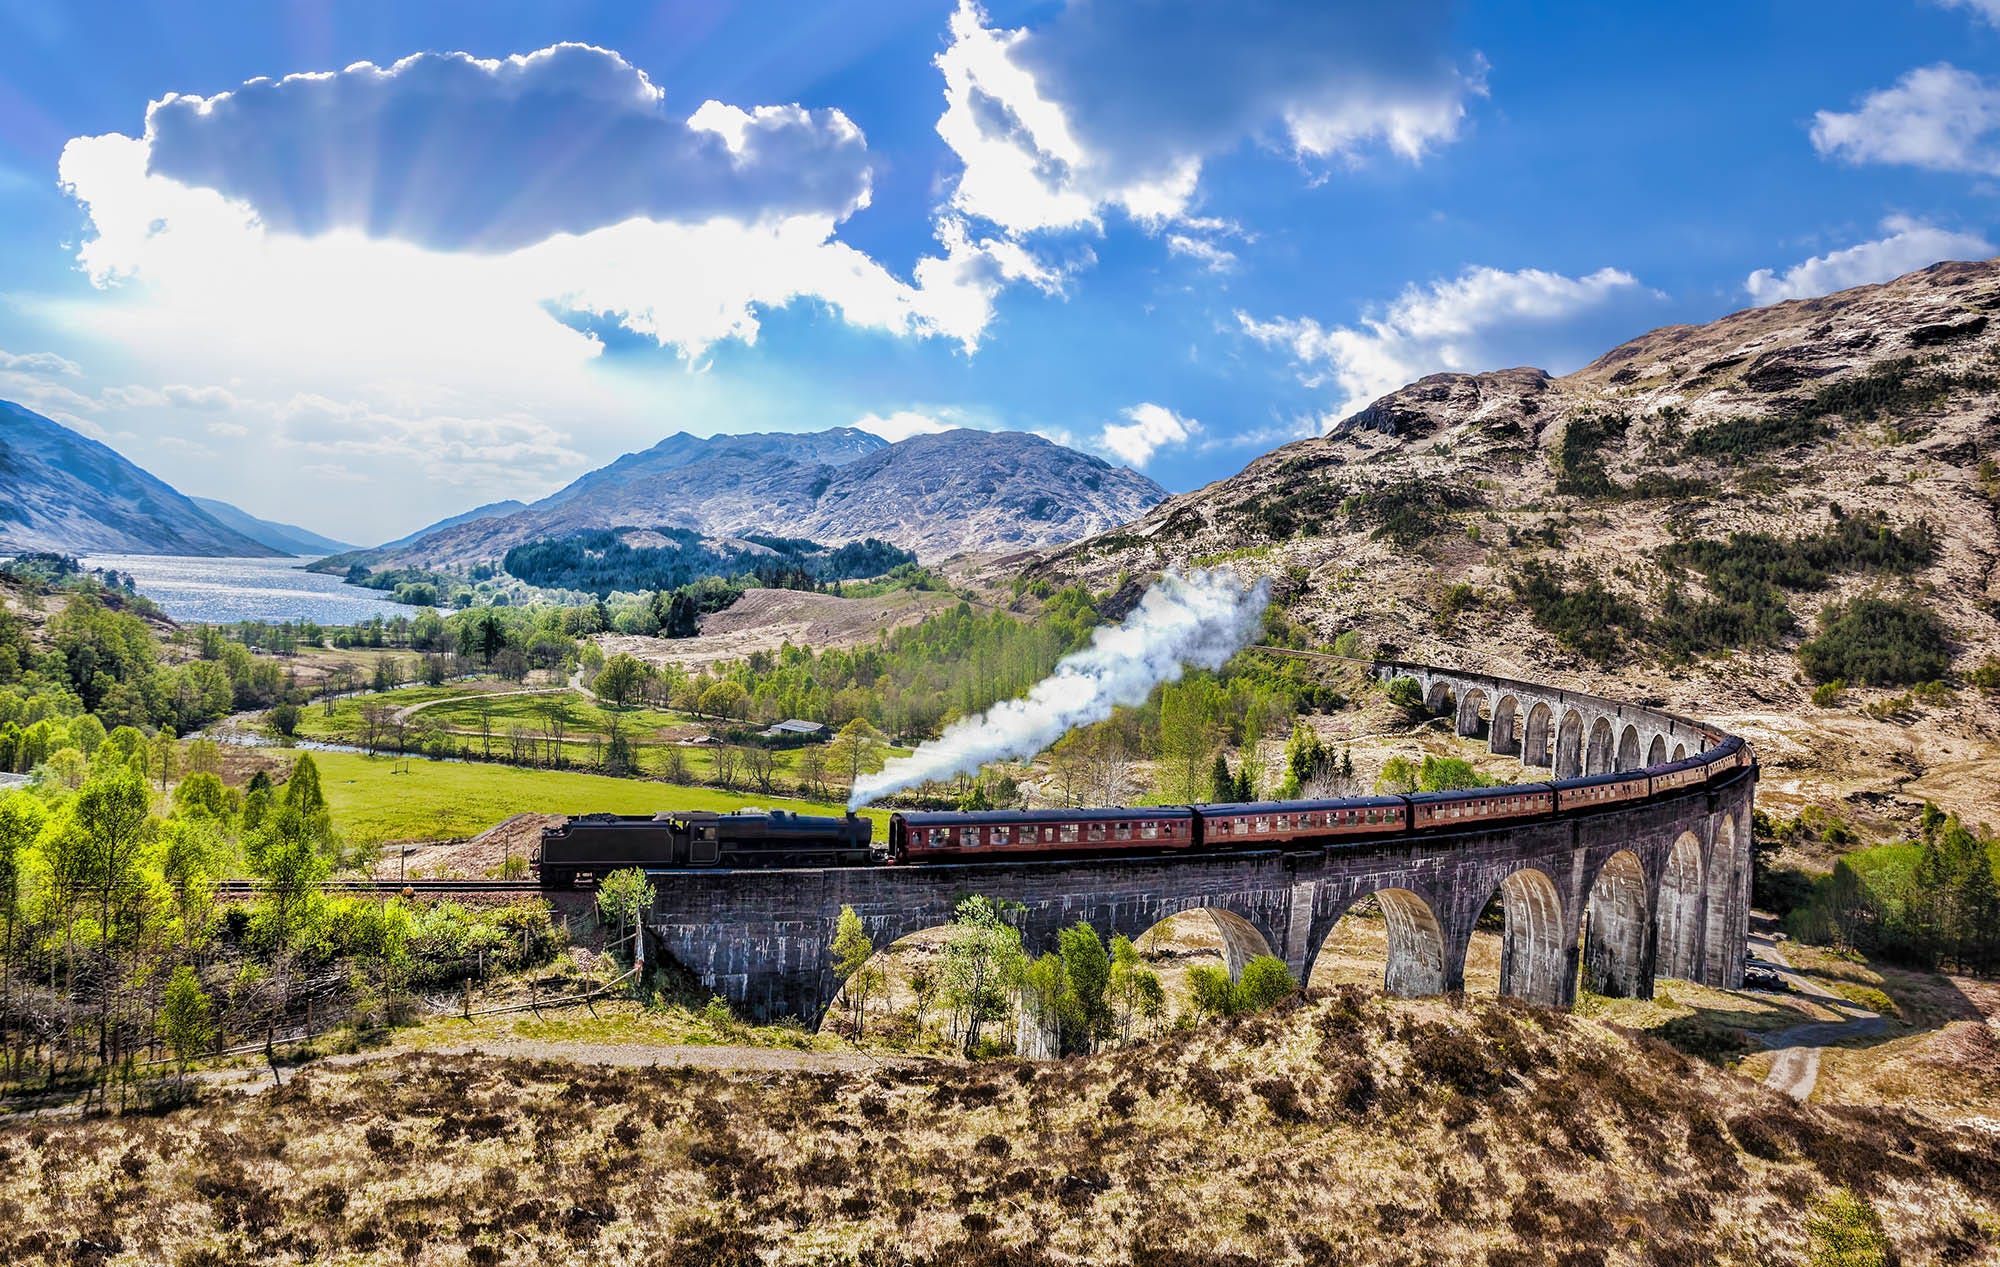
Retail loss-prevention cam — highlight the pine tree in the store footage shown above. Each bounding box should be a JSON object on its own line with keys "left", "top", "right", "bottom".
{"left": 1209, "top": 753, "right": 1235, "bottom": 803}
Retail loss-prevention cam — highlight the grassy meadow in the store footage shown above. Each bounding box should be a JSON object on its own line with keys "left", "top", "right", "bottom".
{"left": 307, "top": 750, "right": 891, "bottom": 844}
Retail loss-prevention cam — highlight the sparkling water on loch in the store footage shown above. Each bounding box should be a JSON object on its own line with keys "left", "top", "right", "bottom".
{"left": 80, "top": 554, "right": 413, "bottom": 625}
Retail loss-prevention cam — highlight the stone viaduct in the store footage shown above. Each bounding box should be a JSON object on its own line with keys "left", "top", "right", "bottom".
{"left": 642, "top": 660, "right": 1757, "bottom": 1024}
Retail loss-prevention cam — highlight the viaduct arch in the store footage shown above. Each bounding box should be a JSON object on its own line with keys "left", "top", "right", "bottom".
{"left": 642, "top": 660, "right": 1756, "bottom": 1023}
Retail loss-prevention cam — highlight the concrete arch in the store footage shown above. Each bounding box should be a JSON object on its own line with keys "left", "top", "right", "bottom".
{"left": 1646, "top": 734, "right": 1667, "bottom": 767}
{"left": 1582, "top": 851, "right": 1650, "bottom": 998}
{"left": 1671, "top": 742, "right": 1687, "bottom": 761}
{"left": 1523, "top": 702, "right": 1555, "bottom": 767}
{"left": 1457, "top": 687, "right": 1491, "bottom": 740}
{"left": 1491, "top": 695, "right": 1521, "bottom": 756}
{"left": 1137, "top": 906, "right": 1275, "bottom": 981}
{"left": 1426, "top": 682, "right": 1456, "bottom": 717}
{"left": 1703, "top": 813, "right": 1746, "bottom": 985}
{"left": 1656, "top": 831, "right": 1704, "bottom": 980}
{"left": 1307, "top": 888, "right": 1450, "bottom": 998}
{"left": 819, "top": 922, "right": 956, "bottom": 1038}
{"left": 1554, "top": 710, "right": 1585, "bottom": 778}
{"left": 1585, "top": 717, "right": 1616, "bottom": 775}
{"left": 1615, "top": 724, "right": 1642, "bottom": 772}
{"left": 1470, "top": 868, "right": 1571, "bottom": 1007}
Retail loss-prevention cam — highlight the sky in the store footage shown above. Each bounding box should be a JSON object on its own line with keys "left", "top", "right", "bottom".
{"left": 0, "top": 1, "right": 1997, "bottom": 543}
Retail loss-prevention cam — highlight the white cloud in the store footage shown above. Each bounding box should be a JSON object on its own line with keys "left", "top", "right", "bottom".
{"left": 1239, "top": 265, "right": 1650, "bottom": 420}
{"left": 1745, "top": 215, "right": 1994, "bottom": 304}
{"left": 1811, "top": 64, "right": 2000, "bottom": 176}
{"left": 935, "top": 0, "right": 1479, "bottom": 236}
{"left": 1098, "top": 403, "right": 1200, "bottom": 467}
{"left": 1937, "top": 0, "right": 2000, "bottom": 27}
{"left": 855, "top": 410, "right": 952, "bottom": 442}
{"left": 163, "top": 383, "right": 237, "bottom": 410}
{"left": 0, "top": 348, "right": 82, "bottom": 376}
{"left": 1165, "top": 234, "right": 1237, "bottom": 272}
{"left": 206, "top": 420, "right": 248, "bottom": 437}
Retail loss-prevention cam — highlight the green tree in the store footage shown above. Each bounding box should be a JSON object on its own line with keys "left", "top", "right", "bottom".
{"left": 593, "top": 653, "right": 651, "bottom": 710}
{"left": 907, "top": 962, "right": 939, "bottom": 1040}
{"left": 159, "top": 965, "right": 214, "bottom": 1086}
{"left": 75, "top": 764, "right": 153, "bottom": 1061}
{"left": 830, "top": 905, "right": 882, "bottom": 1038}
{"left": 1185, "top": 964, "right": 1236, "bottom": 1022}
{"left": 595, "top": 867, "right": 656, "bottom": 965}
{"left": 1234, "top": 955, "right": 1299, "bottom": 1012}
{"left": 1159, "top": 679, "right": 1222, "bottom": 804}
{"left": 1385, "top": 676, "right": 1427, "bottom": 717}
{"left": 941, "top": 895, "right": 1026, "bottom": 1055}
{"left": 1376, "top": 755, "right": 1420, "bottom": 795}
{"left": 825, "top": 718, "right": 886, "bottom": 792}
{"left": 1057, "top": 920, "right": 1111, "bottom": 1051}
{"left": 0, "top": 795, "right": 45, "bottom": 1049}
{"left": 1209, "top": 752, "right": 1235, "bottom": 803}
{"left": 267, "top": 702, "right": 301, "bottom": 737}
{"left": 699, "top": 680, "right": 749, "bottom": 722}
{"left": 1279, "top": 720, "right": 1328, "bottom": 799}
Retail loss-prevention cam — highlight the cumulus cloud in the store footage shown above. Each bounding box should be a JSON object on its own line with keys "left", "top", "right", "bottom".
{"left": 1098, "top": 403, "right": 1200, "bottom": 467}
{"left": 855, "top": 410, "right": 952, "bottom": 442}
{"left": 1165, "top": 234, "right": 1237, "bottom": 272}
{"left": 935, "top": 0, "right": 1479, "bottom": 235}
{"left": 270, "top": 394, "right": 589, "bottom": 485}
{"left": 163, "top": 384, "right": 238, "bottom": 410}
{"left": 0, "top": 348, "right": 83, "bottom": 375}
{"left": 1239, "top": 265, "right": 1650, "bottom": 421}
{"left": 1937, "top": 0, "right": 2000, "bottom": 26}
{"left": 143, "top": 45, "right": 873, "bottom": 252}
{"left": 1745, "top": 216, "right": 1994, "bottom": 304}
{"left": 1811, "top": 64, "right": 2000, "bottom": 176}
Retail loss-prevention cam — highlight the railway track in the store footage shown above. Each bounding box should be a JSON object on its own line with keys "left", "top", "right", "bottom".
{"left": 214, "top": 878, "right": 544, "bottom": 896}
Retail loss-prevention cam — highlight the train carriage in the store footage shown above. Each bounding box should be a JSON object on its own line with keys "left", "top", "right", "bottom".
{"left": 1198, "top": 796, "right": 1408, "bottom": 845}
{"left": 888, "top": 807, "right": 1196, "bottom": 862}
{"left": 1554, "top": 773, "right": 1650, "bottom": 813}
{"left": 1408, "top": 784, "right": 1556, "bottom": 831}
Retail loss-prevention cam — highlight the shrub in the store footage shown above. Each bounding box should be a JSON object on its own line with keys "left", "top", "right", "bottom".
{"left": 1509, "top": 561, "right": 1647, "bottom": 663}
{"left": 1233, "top": 956, "right": 1298, "bottom": 1012}
{"left": 1798, "top": 597, "right": 1952, "bottom": 686}
{"left": 1811, "top": 679, "right": 1845, "bottom": 708}
{"left": 1972, "top": 655, "right": 2000, "bottom": 692}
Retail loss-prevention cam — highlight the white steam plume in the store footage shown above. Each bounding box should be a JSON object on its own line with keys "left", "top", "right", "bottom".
{"left": 848, "top": 567, "right": 1271, "bottom": 808}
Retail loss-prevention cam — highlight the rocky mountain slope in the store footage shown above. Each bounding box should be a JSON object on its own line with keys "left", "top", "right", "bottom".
{"left": 1023, "top": 258, "right": 2000, "bottom": 827}
{"left": 375, "top": 499, "right": 528, "bottom": 552}
{"left": 359, "top": 427, "right": 1166, "bottom": 566}
{"left": 0, "top": 401, "right": 280, "bottom": 557}
{"left": 189, "top": 496, "right": 353, "bottom": 555}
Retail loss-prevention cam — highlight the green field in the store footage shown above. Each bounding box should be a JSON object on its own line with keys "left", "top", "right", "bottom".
{"left": 307, "top": 750, "right": 889, "bottom": 843}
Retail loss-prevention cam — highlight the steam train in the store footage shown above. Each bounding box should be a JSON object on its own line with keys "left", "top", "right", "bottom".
{"left": 533, "top": 736, "right": 1753, "bottom": 887}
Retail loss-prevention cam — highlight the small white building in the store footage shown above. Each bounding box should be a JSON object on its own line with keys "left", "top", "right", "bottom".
{"left": 760, "top": 719, "right": 827, "bottom": 740}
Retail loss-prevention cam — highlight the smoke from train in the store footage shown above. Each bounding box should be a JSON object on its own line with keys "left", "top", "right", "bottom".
{"left": 848, "top": 567, "right": 1270, "bottom": 809}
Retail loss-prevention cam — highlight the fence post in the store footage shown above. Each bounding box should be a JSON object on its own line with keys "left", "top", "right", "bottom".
{"left": 463, "top": 978, "right": 471, "bottom": 1020}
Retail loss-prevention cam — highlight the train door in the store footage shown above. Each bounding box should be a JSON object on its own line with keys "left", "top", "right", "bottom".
{"left": 691, "top": 822, "right": 720, "bottom": 866}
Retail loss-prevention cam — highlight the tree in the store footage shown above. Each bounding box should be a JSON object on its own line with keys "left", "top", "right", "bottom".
{"left": 1185, "top": 965, "right": 1236, "bottom": 1022}
{"left": 830, "top": 905, "right": 882, "bottom": 1038}
{"left": 1107, "top": 935, "right": 1164, "bottom": 1040}
{"left": 825, "top": 719, "right": 886, "bottom": 792}
{"left": 355, "top": 701, "right": 395, "bottom": 755}
{"left": 159, "top": 965, "right": 214, "bottom": 1087}
{"left": 907, "top": 962, "right": 939, "bottom": 1040}
{"left": 593, "top": 653, "right": 651, "bottom": 710}
{"left": 1278, "top": 720, "right": 1328, "bottom": 799}
{"left": 941, "top": 895, "right": 1026, "bottom": 1055}
{"left": 1385, "top": 676, "right": 1427, "bottom": 718}
{"left": 267, "top": 702, "right": 301, "bottom": 737}
{"left": 796, "top": 744, "right": 828, "bottom": 798}
{"left": 1019, "top": 953, "right": 1070, "bottom": 1059}
{"left": 1234, "top": 955, "right": 1299, "bottom": 1012}
{"left": 0, "top": 795, "right": 44, "bottom": 1057}
{"left": 711, "top": 744, "right": 742, "bottom": 789}
{"left": 1158, "top": 679, "right": 1222, "bottom": 804}
{"left": 75, "top": 764, "right": 153, "bottom": 1062}
{"left": 156, "top": 817, "right": 222, "bottom": 957}
{"left": 149, "top": 728, "right": 179, "bottom": 791}
{"left": 1058, "top": 920, "right": 1111, "bottom": 1052}
{"left": 700, "top": 680, "right": 749, "bottom": 722}
{"left": 658, "top": 745, "right": 692, "bottom": 785}
{"left": 1209, "top": 753, "right": 1235, "bottom": 804}
{"left": 1376, "top": 755, "right": 1421, "bottom": 795}
{"left": 595, "top": 868, "right": 655, "bottom": 964}
{"left": 745, "top": 745, "right": 779, "bottom": 795}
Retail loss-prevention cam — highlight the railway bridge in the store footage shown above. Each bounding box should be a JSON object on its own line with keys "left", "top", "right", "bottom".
{"left": 642, "top": 660, "right": 1756, "bottom": 1024}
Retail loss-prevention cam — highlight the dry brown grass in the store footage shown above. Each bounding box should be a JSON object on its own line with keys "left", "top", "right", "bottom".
{"left": 4, "top": 991, "right": 1996, "bottom": 1265}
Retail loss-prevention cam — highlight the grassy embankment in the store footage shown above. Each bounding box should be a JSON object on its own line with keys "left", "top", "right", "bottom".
{"left": 306, "top": 750, "right": 891, "bottom": 845}
{"left": 4, "top": 990, "right": 1992, "bottom": 1264}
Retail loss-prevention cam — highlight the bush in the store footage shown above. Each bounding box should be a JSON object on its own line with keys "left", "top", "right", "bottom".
{"left": 1811, "top": 679, "right": 1845, "bottom": 708}
{"left": 1798, "top": 597, "right": 1952, "bottom": 686}
{"left": 1233, "top": 957, "right": 1298, "bottom": 1012}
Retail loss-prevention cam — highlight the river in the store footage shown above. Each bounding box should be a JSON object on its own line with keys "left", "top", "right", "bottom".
{"left": 81, "top": 554, "right": 411, "bottom": 625}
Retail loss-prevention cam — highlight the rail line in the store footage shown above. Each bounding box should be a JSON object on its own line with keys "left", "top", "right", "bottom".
{"left": 213, "top": 878, "right": 544, "bottom": 896}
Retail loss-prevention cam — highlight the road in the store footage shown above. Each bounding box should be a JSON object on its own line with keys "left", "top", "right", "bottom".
{"left": 1750, "top": 933, "right": 1887, "bottom": 1100}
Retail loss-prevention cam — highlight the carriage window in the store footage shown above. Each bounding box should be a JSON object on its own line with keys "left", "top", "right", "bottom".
{"left": 1115, "top": 822, "right": 1131, "bottom": 840}
{"left": 992, "top": 826, "right": 1010, "bottom": 846}
{"left": 1087, "top": 823, "right": 1106, "bottom": 842}
{"left": 1276, "top": 815, "right": 1291, "bottom": 831}
{"left": 929, "top": 827, "right": 951, "bottom": 846}
{"left": 1142, "top": 822, "right": 1159, "bottom": 839}
{"left": 1235, "top": 819, "right": 1248, "bottom": 834}
{"left": 1212, "top": 819, "right": 1228, "bottom": 836}
{"left": 1254, "top": 816, "right": 1270, "bottom": 833}
{"left": 1043, "top": 827, "right": 1055, "bottom": 842}
{"left": 1059, "top": 823, "right": 1079, "bottom": 843}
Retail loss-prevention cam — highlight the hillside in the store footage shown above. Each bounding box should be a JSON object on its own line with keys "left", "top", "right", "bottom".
{"left": 3, "top": 992, "right": 1990, "bottom": 1263}
{"left": 0, "top": 401, "right": 280, "bottom": 557}
{"left": 190, "top": 496, "right": 354, "bottom": 555}
{"left": 357, "top": 427, "right": 1167, "bottom": 567}
{"left": 1026, "top": 259, "right": 2000, "bottom": 827}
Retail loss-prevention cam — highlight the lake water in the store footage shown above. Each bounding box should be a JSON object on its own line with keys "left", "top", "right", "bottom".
{"left": 81, "top": 554, "right": 412, "bottom": 625}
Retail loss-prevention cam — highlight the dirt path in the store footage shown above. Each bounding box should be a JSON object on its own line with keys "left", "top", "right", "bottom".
{"left": 1752, "top": 934, "right": 1887, "bottom": 1100}
{"left": 391, "top": 679, "right": 584, "bottom": 725}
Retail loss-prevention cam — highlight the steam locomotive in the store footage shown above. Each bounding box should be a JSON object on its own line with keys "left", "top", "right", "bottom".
{"left": 533, "top": 735, "right": 1753, "bottom": 887}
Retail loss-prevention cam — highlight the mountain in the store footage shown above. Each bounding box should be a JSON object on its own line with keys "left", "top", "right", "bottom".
{"left": 189, "top": 497, "right": 354, "bottom": 556}
{"left": 1024, "top": 257, "right": 2000, "bottom": 830}
{"left": 359, "top": 427, "right": 1166, "bottom": 566}
{"left": 0, "top": 401, "right": 281, "bottom": 557}
{"left": 374, "top": 499, "right": 530, "bottom": 553}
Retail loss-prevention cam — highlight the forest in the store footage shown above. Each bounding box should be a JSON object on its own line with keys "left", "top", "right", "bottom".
{"left": 500, "top": 528, "right": 914, "bottom": 598}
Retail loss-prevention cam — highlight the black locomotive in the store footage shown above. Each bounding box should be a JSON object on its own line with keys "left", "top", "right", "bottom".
{"left": 536, "top": 809, "right": 877, "bottom": 887}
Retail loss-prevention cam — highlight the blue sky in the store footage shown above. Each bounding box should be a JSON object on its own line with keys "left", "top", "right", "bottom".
{"left": 0, "top": 0, "right": 1996, "bottom": 542}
